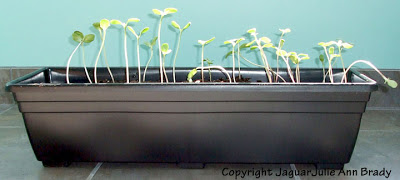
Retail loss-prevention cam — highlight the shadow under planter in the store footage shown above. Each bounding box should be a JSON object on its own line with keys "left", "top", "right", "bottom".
{"left": 6, "top": 67, "right": 377, "bottom": 169}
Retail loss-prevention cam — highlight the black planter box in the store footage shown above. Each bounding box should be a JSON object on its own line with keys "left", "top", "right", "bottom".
{"left": 6, "top": 67, "right": 377, "bottom": 169}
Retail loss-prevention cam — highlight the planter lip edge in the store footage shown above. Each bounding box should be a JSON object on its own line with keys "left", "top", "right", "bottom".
{"left": 5, "top": 67, "right": 378, "bottom": 92}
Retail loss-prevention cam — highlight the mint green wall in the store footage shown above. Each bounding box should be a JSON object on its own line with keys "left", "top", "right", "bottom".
{"left": 0, "top": 0, "right": 399, "bottom": 69}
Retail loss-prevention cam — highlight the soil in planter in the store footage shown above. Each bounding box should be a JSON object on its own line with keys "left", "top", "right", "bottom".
{"left": 99, "top": 76, "right": 251, "bottom": 83}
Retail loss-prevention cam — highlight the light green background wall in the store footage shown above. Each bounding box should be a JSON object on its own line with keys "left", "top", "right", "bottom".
{"left": 0, "top": 0, "right": 399, "bottom": 69}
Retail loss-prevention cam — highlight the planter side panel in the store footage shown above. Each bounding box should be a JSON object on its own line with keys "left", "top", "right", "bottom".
{"left": 24, "top": 112, "right": 361, "bottom": 164}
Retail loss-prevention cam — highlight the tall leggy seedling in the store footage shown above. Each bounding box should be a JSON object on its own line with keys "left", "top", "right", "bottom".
{"left": 66, "top": 31, "right": 95, "bottom": 84}
{"left": 318, "top": 42, "right": 341, "bottom": 83}
{"left": 127, "top": 26, "right": 150, "bottom": 83}
{"left": 288, "top": 52, "right": 310, "bottom": 83}
{"left": 171, "top": 21, "right": 191, "bottom": 83}
{"left": 203, "top": 58, "right": 213, "bottom": 81}
{"left": 246, "top": 28, "right": 274, "bottom": 83}
{"left": 152, "top": 8, "right": 178, "bottom": 83}
{"left": 161, "top": 43, "right": 172, "bottom": 82}
{"left": 93, "top": 19, "right": 112, "bottom": 83}
{"left": 341, "top": 60, "right": 397, "bottom": 88}
{"left": 93, "top": 21, "right": 115, "bottom": 83}
{"left": 224, "top": 38, "right": 245, "bottom": 82}
{"left": 198, "top": 37, "right": 216, "bottom": 82}
{"left": 331, "top": 40, "right": 353, "bottom": 83}
{"left": 143, "top": 37, "right": 158, "bottom": 82}
{"left": 110, "top": 18, "right": 140, "bottom": 83}
{"left": 275, "top": 28, "right": 290, "bottom": 82}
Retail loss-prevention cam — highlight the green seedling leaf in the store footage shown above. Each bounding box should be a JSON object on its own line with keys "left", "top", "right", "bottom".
{"left": 276, "top": 49, "right": 287, "bottom": 56}
{"left": 164, "top": 49, "right": 172, "bottom": 55}
{"left": 327, "top": 41, "right": 335, "bottom": 46}
{"left": 224, "top": 50, "right": 233, "bottom": 58}
{"left": 183, "top": 22, "right": 191, "bottom": 30}
{"left": 144, "top": 42, "right": 152, "bottom": 47}
{"left": 298, "top": 53, "right": 310, "bottom": 60}
{"left": 171, "top": 21, "right": 181, "bottom": 29}
{"left": 224, "top": 39, "right": 236, "bottom": 45}
{"left": 262, "top": 43, "right": 273, "bottom": 48}
{"left": 151, "top": 37, "right": 158, "bottom": 46}
{"left": 110, "top": 19, "right": 123, "bottom": 25}
{"left": 127, "top": 18, "right": 140, "bottom": 23}
{"left": 72, "top": 31, "right": 84, "bottom": 42}
{"left": 246, "top": 40, "right": 256, "bottom": 47}
{"left": 205, "top": 37, "right": 216, "bottom": 44}
{"left": 290, "top": 55, "right": 299, "bottom": 64}
{"left": 161, "top": 43, "right": 169, "bottom": 53}
{"left": 164, "top": 8, "right": 178, "bottom": 14}
{"left": 239, "top": 43, "right": 249, "bottom": 50}
{"left": 127, "top": 26, "right": 137, "bottom": 36}
{"left": 152, "top": 9, "right": 163, "bottom": 15}
{"left": 83, "top": 34, "right": 95, "bottom": 43}
{"left": 93, "top": 22, "right": 101, "bottom": 30}
{"left": 329, "top": 47, "right": 335, "bottom": 54}
{"left": 100, "top": 19, "right": 110, "bottom": 30}
{"left": 198, "top": 40, "right": 206, "bottom": 45}
{"left": 319, "top": 54, "right": 325, "bottom": 62}
{"left": 204, "top": 59, "right": 213, "bottom": 65}
{"left": 279, "top": 28, "right": 291, "bottom": 34}
{"left": 187, "top": 68, "right": 198, "bottom": 82}
{"left": 385, "top": 78, "right": 398, "bottom": 88}
{"left": 330, "top": 54, "right": 341, "bottom": 58}
{"left": 140, "top": 27, "right": 150, "bottom": 36}
{"left": 342, "top": 42, "right": 354, "bottom": 49}
{"left": 247, "top": 28, "right": 256, "bottom": 34}
{"left": 236, "top": 37, "right": 245, "bottom": 43}
{"left": 250, "top": 46, "right": 258, "bottom": 50}
{"left": 279, "top": 39, "right": 285, "bottom": 47}
{"left": 260, "top": 37, "right": 271, "bottom": 44}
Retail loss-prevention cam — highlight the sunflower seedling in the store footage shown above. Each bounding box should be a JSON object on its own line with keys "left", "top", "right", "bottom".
{"left": 171, "top": 21, "right": 191, "bottom": 83}
{"left": 161, "top": 43, "right": 172, "bottom": 83}
{"left": 318, "top": 41, "right": 340, "bottom": 83}
{"left": 93, "top": 22, "right": 115, "bottom": 83}
{"left": 341, "top": 60, "right": 397, "bottom": 88}
{"left": 224, "top": 38, "right": 245, "bottom": 82}
{"left": 198, "top": 37, "right": 215, "bottom": 82}
{"left": 275, "top": 28, "right": 290, "bottom": 82}
{"left": 274, "top": 49, "right": 296, "bottom": 83}
{"left": 331, "top": 40, "right": 353, "bottom": 83}
{"left": 127, "top": 25, "right": 150, "bottom": 83}
{"left": 93, "top": 19, "right": 114, "bottom": 83}
{"left": 153, "top": 7, "right": 178, "bottom": 83}
{"left": 110, "top": 18, "right": 141, "bottom": 83}
{"left": 203, "top": 58, "right": 213, "bottom": 81}
{"left": 187, "top": 66, "right": 232, "bottom": 83}
{"left": 66, "top": 31, "right": 95, "bottom": 84}
{"left": 246, "top": 28, "right": 274, "bottom": 83}
{"left": 319, "top": 54, "right": 326, "bottom": 82}
{"left": 143, "top": 37, "right": 158, "bottom": 82}
{"left": 289, "top": 52, "right": 310, "bottom": 83}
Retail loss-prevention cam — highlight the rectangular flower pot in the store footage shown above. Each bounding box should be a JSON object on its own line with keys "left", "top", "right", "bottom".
{"left": 6, "top": 67, "right": 377, "bottom": 169}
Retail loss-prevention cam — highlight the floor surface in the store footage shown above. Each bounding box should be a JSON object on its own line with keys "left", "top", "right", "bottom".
{"left": 0, "top": 105, "right": 398, "bottom": 180}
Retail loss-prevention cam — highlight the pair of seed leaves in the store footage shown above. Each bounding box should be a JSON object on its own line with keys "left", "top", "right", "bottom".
{"left": 318, "top": 40, "right": 353, "bottom": 62}
{"left": 161, "top": 43, "right": 172, "bottom": 55}
{"left": 171, "top": 21, "right": 191, "bottom": 31}
{"left": 152, "top": 8, "right": 178, "bottom": 17}
{"left": 108, "top": 18, "right": 149, "bottom": 38}
{"left": 144, "top": 37, "right": 158, "bottom": 48}
{"left": 72, "top": 31, "right": 95, "bottom": 44}
{"left": 198, "top": 37, "right": 215, "bottom": 46}
{"left": 204, "top": 58, "right": 213, "bottom": 65}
